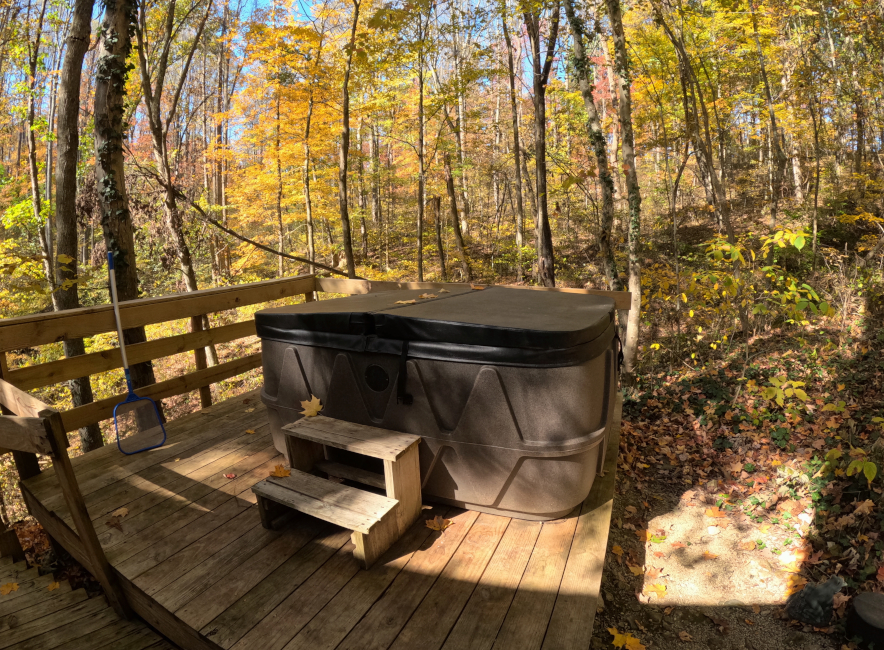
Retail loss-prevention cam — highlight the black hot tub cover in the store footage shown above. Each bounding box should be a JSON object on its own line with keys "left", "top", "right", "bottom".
{"left": 255, "top": 286, "right": 616, "bottom": 368}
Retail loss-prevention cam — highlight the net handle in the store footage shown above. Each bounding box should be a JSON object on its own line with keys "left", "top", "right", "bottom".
{"left": 107, "top": 252, "right": 132, "bottom": 392}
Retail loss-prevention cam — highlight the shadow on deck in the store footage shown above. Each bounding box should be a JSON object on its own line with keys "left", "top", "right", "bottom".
{"left": 19, "top": 390, "right": 620, "bottom": 650}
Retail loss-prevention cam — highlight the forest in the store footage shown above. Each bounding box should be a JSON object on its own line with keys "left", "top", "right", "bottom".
{"left": 0, "top": 0, "right": 883, "bottom": 644}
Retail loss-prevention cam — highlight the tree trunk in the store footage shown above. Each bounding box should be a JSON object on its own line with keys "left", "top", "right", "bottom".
{"left": 444, "top": 152, "right": 472, "bottom": 281}
{"left": 417, "top": 42, "right": 426, "bottom": 282}
{"left": 501, "top": 15, "right": 526, "bottom": 282}
{"left": 337, "top": 0, "right": 361, "bottom": 279}
{"left": 433, "top": 196, "right": 446, "bottom": 280}
{"left": 55, "top": 0, "right": 103, "bottom": 452}
{"left": 275, "top": 94, "right": 285, "bottom": 277}
{"left": 563, "top": 0, "right": 620, "bottom": 291}
{"left": 304, "top": 91, "right": 316, "bottom": 273}
{"left": 605, "top": 0, "right": 642, "bottom": 374}
{"left": 94, "top": 0, "right": 159, "bottom": 394}
{"left": 524, "top": 4, "right": 559, "bottom": 287}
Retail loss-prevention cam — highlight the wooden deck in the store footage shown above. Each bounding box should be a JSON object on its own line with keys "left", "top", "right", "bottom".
{"left": 0, "top": 556, "right": 175, "bottom": 649}
{"left": 19, "top": 391, "right": 620, "bottom": 650}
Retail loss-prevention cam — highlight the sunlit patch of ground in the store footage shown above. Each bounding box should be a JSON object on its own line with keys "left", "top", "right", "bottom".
{"left": 636, "top": 491, "right": 812, "bottom": 607}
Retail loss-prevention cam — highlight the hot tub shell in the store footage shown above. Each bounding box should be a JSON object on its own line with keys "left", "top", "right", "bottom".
{"left": 256, "top": 286, "right": 618, "bottom": 520}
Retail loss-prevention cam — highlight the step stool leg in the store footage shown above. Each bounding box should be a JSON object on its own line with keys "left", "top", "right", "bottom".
{"left": 384, "top": 443, "right": 422, "bottom": 537}
{"left": 256, "top": 494, "right": 279, "bottom": 530}
{"left": 352, "top": 510, "right": 398, "bottom": 570}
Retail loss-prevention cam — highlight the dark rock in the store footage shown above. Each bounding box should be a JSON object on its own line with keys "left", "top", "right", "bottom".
{"left": 847, "top": 591, "right": 884, "bottom": 648}
{"left": 784, "top": 576, "right": 845, "bottom": 627}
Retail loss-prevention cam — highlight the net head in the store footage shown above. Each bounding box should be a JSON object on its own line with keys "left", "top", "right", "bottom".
{"left": 114, "top": 397, "right": 166, "bottom": 454}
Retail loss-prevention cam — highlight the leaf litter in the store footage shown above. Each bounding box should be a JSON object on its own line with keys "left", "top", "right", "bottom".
{"left": 592, "top": 332, "right": 884, "bottom": 650}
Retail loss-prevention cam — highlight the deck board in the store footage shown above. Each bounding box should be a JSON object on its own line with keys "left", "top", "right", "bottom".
{"left": 21, "top": 393, "right": 621, "bottom": 650}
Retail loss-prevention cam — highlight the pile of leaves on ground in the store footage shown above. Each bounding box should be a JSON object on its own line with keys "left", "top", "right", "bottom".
{"left": 12, "top": 519, "right": 100, "bottom": 595}
{"left": 595, "top": 322, "right": 884, "bottom": 649}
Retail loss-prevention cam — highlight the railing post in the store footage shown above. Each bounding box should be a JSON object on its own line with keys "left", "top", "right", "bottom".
{"left": 190, "top": 316, "right": 213, "bottom": 409}
{"left": 40, "top": 408, "right": 132, "bottom": 619}
{"left": 0, "top": 354, "right": 41, "bottom": 480}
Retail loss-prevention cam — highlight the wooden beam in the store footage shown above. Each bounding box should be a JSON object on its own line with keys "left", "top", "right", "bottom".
{"left": 6, "top": 320, "right": 256, "bottom": 392}
{"left": 315, "top": 277, "right": 632, "bottom": 310}
{"left": 59, "top": 353, "right": 262, "bottom": 432}
{"left": 0, "top": 415, "right": 53, "bottom": 455}
{"left": 0, "top": 378, "right": 51, "bottom": 417}
{"left": 41, "top": 408, "right": 132, "bottom": 619}
{"left": 0, "top": 274, "right": 314, "bottom": 352}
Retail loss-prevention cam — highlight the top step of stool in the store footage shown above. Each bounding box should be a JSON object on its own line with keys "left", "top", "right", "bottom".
{"left": 282, "top": 415, "right": 420, "bottom": 461}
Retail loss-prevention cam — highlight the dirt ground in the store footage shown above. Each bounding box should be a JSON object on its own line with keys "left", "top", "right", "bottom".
{"left": 591, "top": 477, "right": 843, "bottom": 650}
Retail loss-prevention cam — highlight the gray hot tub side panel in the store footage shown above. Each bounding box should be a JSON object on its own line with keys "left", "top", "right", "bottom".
{"left": 260, "top": 339, "right": 617, "bottom": 519}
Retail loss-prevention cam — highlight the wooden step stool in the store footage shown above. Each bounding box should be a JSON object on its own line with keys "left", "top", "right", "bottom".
{"left": 251, "top": 416, "right": 421, "bottom": 569}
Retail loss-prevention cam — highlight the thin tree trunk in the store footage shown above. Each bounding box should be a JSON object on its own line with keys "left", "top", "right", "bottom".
{"left": 605, "top": 0, "right": 642, "bottom": 374}
{"left": 275, "top": 94, "right": 284, "bottom": 277}
{"left": 524, "top": 4, "right": 560, "bottom": 287}
{"left": 501, "top": 14, "right": 525, "bottom": 282}
{"left": 563, "top": 0, "right": 620, "bottom": 291}
{"left": 304, "top": 91, "right": 316, "bottom": 273}
{"left": 433, "top": 196, "right": 446, "bottom": 280}
{"left": 417, "top": 35, "right": 426, "bottom": 282}
{"left": 55, "top": 0, "right": 103, "bottom": 451}
{"left": 337, "top": 0, "right": 361, "bottom": 279}
{"left": 444, "top": 152, "right": 472, "bottom": 281}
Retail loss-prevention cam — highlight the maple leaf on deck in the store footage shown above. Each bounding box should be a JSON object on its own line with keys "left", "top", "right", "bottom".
{"left": 245, "top": 429, "right": 256, "bottom": 435}
{"left": 425, "top": 515, "right": 453, "bottom": 531}
{"left": 627, "top": 564, "right": 643, "bottom": 576}
{"left": 1, "top": 582, "right": 19, "bottom": 596}
{"left": 47, "top": 582, "right": 60, "bottom": 591}
{"left": 612, "top": 545, "right": 624, "bottom": 556}
{"left": 110, "top": 507, "right": 129, "bottom": 519}
{"left": 644, "top": 583, "right": 667, "bottom": 599}
{"left": 704, "top": 506, "right": 727, "bottom": 518}
{"left": 470, "top": 284, "right": 485, "bottom": 290}
{"left": 418, "top": 293, "right": 437, "bottom": 299}
{"left": 270, "top": 465, "right": 291, "bottom": 478}
{"left": 299, "top": 395, "right": 323, "bottom": 417}
{"left": 106, "top": 516, "right": 124, "bottom": 532}
{"left": 395, "top": 299, "right": 417, "bottom": 305}
{"left": 855, "top": 499, "right": 875, "bottom": 516}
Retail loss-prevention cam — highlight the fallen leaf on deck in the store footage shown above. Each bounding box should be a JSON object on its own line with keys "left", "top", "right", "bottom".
{"left": 245, "top": 429, "right": 256, "bottom": 435}
{"left": 653, "top": 551, "right": 666, "bottom": 558}
{"left": 394, "top": 299, "right": 417, "bottom": 304}
{"left": 702, "top": 551, "right": 719, "bottom": 560}
{"left": 678, "top": 631, "right": 693, "bottom": 641}
{"left": 628, "top": 564, "right": 643, "bottom": 576}
{"left": 421, "top": 505, "right": 433, "bottom": 510}
{"left": 439, "top": 289, "right": 450, "bottom": 293}
{"left": 418, "top": 293, "right": 437, "bottom": 299}
{"left": 671, "top": 541, "right": 687, "bottom": 549}
{"left": 245, "top": 408, "right": 255, "bottom": 413}
{"left": 106, "top": 516, "right": 124, "bottom": 532}
{"left": 664, "top": 606, "right": 674, "bottom": 615}
{"left": 644, "top": 583, "right": 667, "bottom": 598}
{"left": 1, "top": 583, "right": 19, "bottom": 596}
{"left": 612, "top": 545, "right": 624, "bottom": 556}
{"left": 752, "top": 605, "right": 760, "bottom": 613}
{"left": 646, "top": 567, "right": 662, "bottom": 579}
{"left": 705, "top": 506, "right": 727, "bottom": 518}
{"left": 110, "top": 507, "right": 129, "bottom": 518}
{"left": 299, "top": 395, "right": 323, "bottom": 417}
{"left": 224, "top": 473, "right": 237, "bottom": 479}
{"left": 855, "top": 499, "right": 875, "bottom": 516}
{"left": 608, "top": 628, "right": 646, "bottom": 650}
{"left": 47, "top": 582, "right": 60, "bottom": 591}
{"left": 744, "top": 618, "right": 755, "bottom": 625}
{"left": 425, "top": 515, "right": 453, "bottom": 531}
{"left": 470, "top": 284, "right": 485, "bottom": 290}
{"left": 635, "top": 529, "right": 652, "bottom": 542}
{"left": 739, "top": 540, "right": 756, "bottom": 551}
{"left": 270, "top": 465, "right": 291, "bottom": 478}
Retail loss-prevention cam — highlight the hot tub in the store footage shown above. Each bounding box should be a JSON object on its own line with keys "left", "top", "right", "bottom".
{"left": 255, "top": 286, "right": 619, "bottom": 520}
